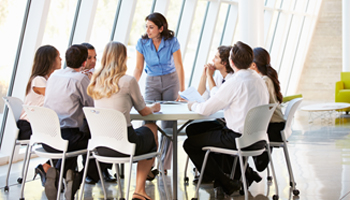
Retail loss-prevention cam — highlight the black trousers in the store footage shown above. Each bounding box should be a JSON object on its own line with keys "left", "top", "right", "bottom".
{"left": 183, "top": 120, "right": 265, "bottom": 185}
{"left": 253, "top": 122, "right": 286, "bottom": 172}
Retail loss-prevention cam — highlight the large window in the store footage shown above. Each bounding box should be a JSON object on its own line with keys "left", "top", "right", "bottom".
{"left": 89, "top": 0, "right": 121, "bottom": 70}
{"left": 41, "top": 0, "right": 79, "bottom": 67}
{"left": 0, "top": 0, "right": 27, "bottom": 125}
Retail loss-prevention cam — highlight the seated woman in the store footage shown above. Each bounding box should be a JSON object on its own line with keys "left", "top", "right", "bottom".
{"left": 17, "top": 45, "right": 62, "bottom": 186}
{"left": 87, "top": 41, "right": 160, "bottom": 200}
{"left": 250, "top": 47, "right": 286, "bottom": 171}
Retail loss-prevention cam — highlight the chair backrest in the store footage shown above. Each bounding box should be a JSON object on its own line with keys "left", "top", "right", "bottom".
{"left": 282, "top": 98, "right": 303, "bottom": 140}
{"left": 341, "top": 72, "right": 350, "bottom": 89}
{"left": 3, "top": 96, "right": 24, "bottom": 123}
{"left": 22, "top": 105, "right": 68, "bottom": 151}
{"left": 236, "top": 103, "right": 278, "bottom": 150}
{"left": 83, "top": 107, "right": 136, "bottom": 156}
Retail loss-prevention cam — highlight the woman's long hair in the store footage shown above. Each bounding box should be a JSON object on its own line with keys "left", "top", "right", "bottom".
{"left": 142, "top": 12, "right": 174, "bottom": 41}
{"left": 253, "top": 47, "right": 283, "bottom": 103}
{"left": 88, "top": 41, "right": 127, "bottom": 100}
{"left": 25, "top": 45, "right": 58, "bottom": 95}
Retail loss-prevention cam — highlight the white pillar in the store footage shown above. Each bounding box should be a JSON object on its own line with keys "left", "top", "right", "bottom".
{"left": 71, "top": 0, "right": 98, "bottom": 44}
{"left": 154, "top": 0, "right": 170, "bottom": 16}
{"left": 112, "top": 0, "right": 137, "bottom": 44}
{"left": 238, "top": 0, "right": 264, "bottom": 48}
{"left": 343, "top": 0, "right": 350, "bottom": 71}
{"left": 176, "top": 0, "right": 198, "bottom": 57}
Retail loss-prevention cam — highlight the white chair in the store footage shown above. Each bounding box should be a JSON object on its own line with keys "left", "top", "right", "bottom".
{"left": 192, "top": 104, "right": 279, "bottom": 200}
{"left": 269, "top": 98, "right": 303, "bottom": 196}
{"left": 2, "top": 96, "right": 30, "bottom": 191}
{"left": 20, "top": 106, "right": 87, "bottom": 200}
{"left": 79, "top": 107, "right": 169, "bottom": 200}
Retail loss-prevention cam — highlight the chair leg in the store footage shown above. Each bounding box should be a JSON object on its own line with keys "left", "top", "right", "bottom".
{"left": 20, "top": 144, "right": 30, "bottom": 184}
{"left": 78, "top": 151, "right": 91, "bottom": 200}
{"left": 126, "top": 157, "right": 134, "bottom": 200}
{"left": 238, "top": 155, "right": 248, "bottom": 200}
{"left": 95, "top": 159, "right": 107, "bottom": 200}
{"left": 19, "top": 146, "right": 33, "bottom": 200}
{"left": 192, "top": 150, "right": 211, "bottom": 200}
{"left": 230, "top": 157, "right": 238, "bottom": 179}
{"left": 158, "top": 155, "right": 170, "bottom": 200}
{"left": 267, "top": 147, "right": 279, "bottom": 200}
{"left": 283, "top": 143, "right": 299, "bottom": 196}
{"left": 184, "top": 156, "right": 189, "bottom": 184}
{"left": 56, "top": 156, "right": 66, "bottom": 200}
{"left": 115, "top": 164, "right": 124, "bottom": 198}
{"left": 5, "top": 141, "right": 17, "bottom": 190}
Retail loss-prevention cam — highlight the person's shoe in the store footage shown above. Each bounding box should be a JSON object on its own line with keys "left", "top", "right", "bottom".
{"left": 33, "top": 164, "right": 46, "bottom": 187}
{"left": 221, "top": 179, "right": 241, "bottom": 196}
{"left": 65, "top": 170, "right": 82, "bottom": 200}
{"left": 103, "top": 168, "right": 116, "bottom": 182}
{"left": 85, "top": 175, "right": 97, "bottom": 184}
{"left": 45, "top": 167, "right": 58, "bottom": 200}
{"left": 213, "top": 180, "right": 224, "bottom": 198}
{"left": 146, "top": 169, "right": 159, "bottom": 181}
{"left": 246, "top": 170, "right": 262, "bottom": 187}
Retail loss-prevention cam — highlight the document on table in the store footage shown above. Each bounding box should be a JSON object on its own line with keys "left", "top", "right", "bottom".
{"left": 178, "top": 86, "right": 205, "bottom": 103}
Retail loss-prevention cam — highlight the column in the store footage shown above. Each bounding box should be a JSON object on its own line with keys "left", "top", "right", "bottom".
{"left": 238, "top": 0, "right": 264, "bottom": 48}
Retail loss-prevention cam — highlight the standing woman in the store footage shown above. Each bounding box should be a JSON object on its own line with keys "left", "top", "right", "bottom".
{"left": 133, "top": 12, "right": 185, "bottom": 175}
{"left": 17, "top": 45, "right": 62, "bottom": 186}
{"left": 88, "top": 41, "right": 160, "bottom": 200}
{"left": 250, "top": 47, "right": 285, "bottom": 171}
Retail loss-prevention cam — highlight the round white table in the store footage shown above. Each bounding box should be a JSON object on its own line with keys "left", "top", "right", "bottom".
{"left": 301, "top": 102, "right": 350, "bottom": 124}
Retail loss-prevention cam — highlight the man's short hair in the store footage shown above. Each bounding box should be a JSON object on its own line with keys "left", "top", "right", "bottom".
{"left": 66, "top": 44, "right": 88, "bottom": 69}
{"left": 81, "top": 42, "right": 95, "bottom": 50}
{"left": 218, "top": 45, "right": 234, "bottom": 73}
{"left": 230, "top": 41, "right": 253, "bottom": 70}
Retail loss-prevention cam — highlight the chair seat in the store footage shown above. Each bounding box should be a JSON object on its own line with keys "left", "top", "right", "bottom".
{"left": 94, "top": 151, "right": 161, "bottom": 164}
{"left": 34, "top": 147, "right": 87, "bottom": 159}
{"left": 202, "top": 146, "right": 265, "bottom": 157}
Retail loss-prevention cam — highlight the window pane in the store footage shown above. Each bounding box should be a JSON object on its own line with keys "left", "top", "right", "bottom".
{"left": 0, "top": 0, "right": 27, "bottom": 114}
{"left": 41, "top": 0, "right": 78, "bottom": 66}
{"left": 207, "top": 3, "right": 229, "bottom": 64}
{"left": 183, "top": 1, "right": 207, "bottom": 86}
{"left": 126, "top": 0, "right": 153, "bottom": 94}
{"left": 90, "top": 0, "right": 121, "bottom": 70}
{"left": 167, "top": 0, "right": 183, "bottom": 33}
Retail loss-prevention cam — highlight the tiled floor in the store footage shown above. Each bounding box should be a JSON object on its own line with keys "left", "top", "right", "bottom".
{"left": 0, "top": 101, "right": 350, "bottom": 200}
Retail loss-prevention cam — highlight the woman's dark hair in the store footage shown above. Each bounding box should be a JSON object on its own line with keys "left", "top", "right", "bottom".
{"left": 230, "top": 41, "right": 253, "bottom": 69}
{"left": 218, "top": 45, "right": 234, "bottom": 74}
{"left": 253, "top": 47, "right": 283, "bottom": 103}
{"left": 26, "top": 45, "right": 58, "bottom": 95}
{"left": 142, "top": 12, "right": 174, "bottom": 41}
{"left": 66, "top": 44, "right": 88, "bottom": 69}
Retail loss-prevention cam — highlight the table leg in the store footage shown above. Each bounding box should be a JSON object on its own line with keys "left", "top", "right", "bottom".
{"left": 173, "top": 121, "right": 178, "bottom": 200}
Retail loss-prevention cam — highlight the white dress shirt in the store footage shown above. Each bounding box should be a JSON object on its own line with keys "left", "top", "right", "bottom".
{"left": 191, "top": 69, "right": 269, "bottom": 134}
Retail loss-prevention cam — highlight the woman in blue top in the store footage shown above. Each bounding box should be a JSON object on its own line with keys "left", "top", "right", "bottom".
{"left": 134, "top": 12, "right": 185, "bottom": 176}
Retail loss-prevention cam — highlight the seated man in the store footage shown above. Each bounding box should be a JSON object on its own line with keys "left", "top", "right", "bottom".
{"left": 81, "top": 42, "right": 97, "bottom": 74}
{"left": 197, "top": 45, "right": 234, "bottom": 100}
{"left": 183, "top": 41, "right": 269, "bottom": 196}
{"left": 43, "top": 44, "right": 93, "bottom": 200}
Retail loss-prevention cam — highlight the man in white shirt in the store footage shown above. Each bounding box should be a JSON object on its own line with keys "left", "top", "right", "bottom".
{"left": 197, "top": 45, "right": 234, "bottom": 100}
{"left": 184, "top": 41, "right": 269, "bottom": 196}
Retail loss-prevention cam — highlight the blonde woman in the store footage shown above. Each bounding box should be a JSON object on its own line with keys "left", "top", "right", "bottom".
{"left": 87, "top": 41, "right": 160, "bottom": 200}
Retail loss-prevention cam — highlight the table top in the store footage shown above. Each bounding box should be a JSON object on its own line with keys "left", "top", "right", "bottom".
{"left": 301, "top": 102, "right": 350, "bottom": 112}
{"left": 130, "top": 103, "right": 224, "bottom": 121}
